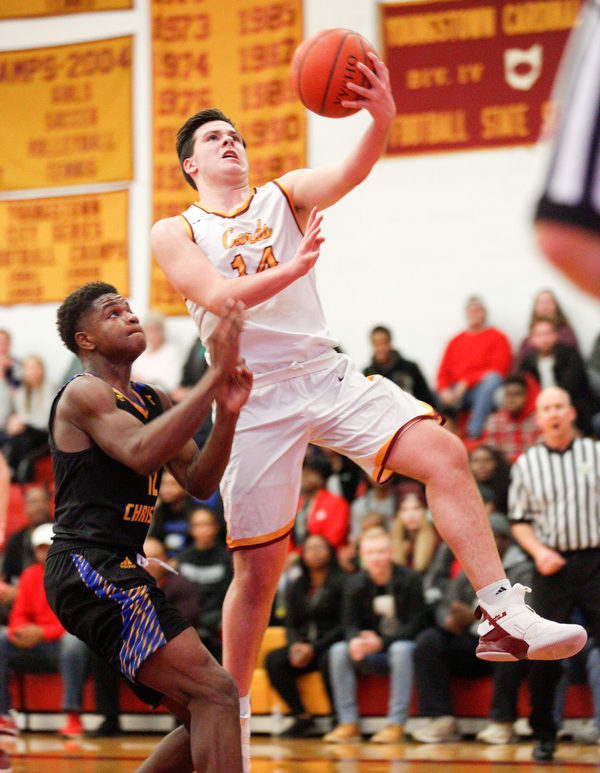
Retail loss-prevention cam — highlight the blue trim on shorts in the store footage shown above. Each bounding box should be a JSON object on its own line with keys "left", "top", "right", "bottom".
{"left": 71, "top": 553, "right": 166, "bottom": 681}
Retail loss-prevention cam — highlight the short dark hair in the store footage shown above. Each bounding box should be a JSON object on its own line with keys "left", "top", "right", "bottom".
{"left": 302, "top": 455, "right": 333, "bottom": 482}
{"left": 57, "top": 282, "right": 118, "bottom": 355}
{"left": 503, "top": 375, "right": 527, "bottom": 391}
{"left": 176, "top": 109, "right": 245, "bottom": 190}
{"left": 370, "top": 325, "right": 391, "bottom": 340}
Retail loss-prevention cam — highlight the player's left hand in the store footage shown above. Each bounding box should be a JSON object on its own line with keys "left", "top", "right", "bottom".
{"left": 341, "top": 52, "right": 396, "bottom": 125}
{"left": 216, "top": 359, "right": 252, "bottom": 415}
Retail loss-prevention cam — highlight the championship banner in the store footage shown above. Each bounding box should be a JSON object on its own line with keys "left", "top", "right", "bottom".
{"left": 380, "top": 0, "right": 580, "bottom": 156}
{"left": 0, "top": 37, "right": 132, "bottom": 190}
{"left": 0, "top": 190, "right": 129, "bottom": 305}
{"left": 0, "top": 0, "right": 132, "bottom": 19}
{"left": 150, "top": 0, "right": 305, "bottom": 315}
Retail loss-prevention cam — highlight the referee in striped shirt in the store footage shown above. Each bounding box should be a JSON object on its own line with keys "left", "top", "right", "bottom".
{"left": 509, "top": 387, "right": 600, "bottom": 760}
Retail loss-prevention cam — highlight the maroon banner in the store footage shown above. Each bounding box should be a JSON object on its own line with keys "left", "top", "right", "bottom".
{"left": 380, "top": 0, "right": 581, "bottom": 156}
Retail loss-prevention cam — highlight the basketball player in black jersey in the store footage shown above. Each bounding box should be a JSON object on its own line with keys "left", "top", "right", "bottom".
{"left": 43, "top": 282, "right": 249, "bottom": 773}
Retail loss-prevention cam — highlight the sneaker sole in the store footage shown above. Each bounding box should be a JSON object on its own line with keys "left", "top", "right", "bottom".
{"left": 477, "top": 625, "right": 587, "bottom": 662}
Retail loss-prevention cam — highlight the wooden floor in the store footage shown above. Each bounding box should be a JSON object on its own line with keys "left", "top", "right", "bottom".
{"left": 3, "top": 734, "right": 600, "bottom": 772}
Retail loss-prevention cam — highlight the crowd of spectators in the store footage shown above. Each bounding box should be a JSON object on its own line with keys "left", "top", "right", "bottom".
{"left": 0, "top": 290, "right": 599, "bottom": 751}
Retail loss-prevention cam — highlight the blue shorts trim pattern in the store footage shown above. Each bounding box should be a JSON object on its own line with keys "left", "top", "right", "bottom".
{"left": 71, "top": 553, "right": 166, "bottom": 681}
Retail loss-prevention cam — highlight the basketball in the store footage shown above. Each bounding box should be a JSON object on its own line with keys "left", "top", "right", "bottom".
{"left": 290, "top": 28, "right": 377, "bottom": 118}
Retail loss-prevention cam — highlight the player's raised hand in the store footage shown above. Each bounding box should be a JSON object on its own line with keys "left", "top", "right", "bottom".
{"left": 292, "top": 207, "right": 325, "bottom": 276}
{"left": 217, "top": 359, "right": 253, "bottom": 415}
{"left": 341, "top": 52, "right": 396, "bottom": 126}
{"left": 207, "top": 298, "right": 245, "bottom": 380}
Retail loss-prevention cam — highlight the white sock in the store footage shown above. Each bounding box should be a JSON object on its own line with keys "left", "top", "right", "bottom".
{"left": 240, "top": 692, "right": 251, "bottom": 773}
{"left": 239, "top": 691, "right": 250, "bottom": 719}
{"left": 477, "top": 579, "right": 512, "bottom": 606}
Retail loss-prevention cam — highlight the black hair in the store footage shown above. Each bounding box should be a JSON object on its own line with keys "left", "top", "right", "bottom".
{"left": 57, "top": 282, "right": 118, "bottom": 355}
{"left": 302, "top": 455, "right": 333, "bottom": 482}
{"left": 176, "top": 109, "right": 245, "bottom": 190}
{"left": 298, "top": 534, "right": 339, "bottom": 578}
{"left": 504, "top": 374, "right": 527, "bottom": 390}
{"left": 370, "top": 325, "right": 392, "bottom": 340}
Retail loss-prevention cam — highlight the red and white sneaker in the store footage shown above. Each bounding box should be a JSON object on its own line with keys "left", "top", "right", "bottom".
{"left": 59, "top": 712, "right": 84, "bottom": 738}
{"left": 475, "top": 583, "right": 587, "bottom": 661}
{"left": 0, "top": 716, "right": 18, "bottom": 737}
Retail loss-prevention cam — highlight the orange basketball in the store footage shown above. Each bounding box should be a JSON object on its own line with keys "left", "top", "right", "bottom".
{"left": 290, "top": 28, "right": 377, "bottom": 118}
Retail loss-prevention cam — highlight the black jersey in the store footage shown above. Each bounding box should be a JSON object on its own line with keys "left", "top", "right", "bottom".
{"left": 48, "top": 373, "right": 165, "bottom": 557}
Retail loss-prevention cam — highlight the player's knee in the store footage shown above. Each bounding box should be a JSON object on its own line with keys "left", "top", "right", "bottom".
{"left": 212, "top": 665, "right": 240, "bottom": 710}
{"left": 439, "top": 430, "right": 470, "bottom": 473}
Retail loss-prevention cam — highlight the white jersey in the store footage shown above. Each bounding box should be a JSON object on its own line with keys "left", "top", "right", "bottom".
{"left": 181, "top": 180, "right": 338, "bottom": 375}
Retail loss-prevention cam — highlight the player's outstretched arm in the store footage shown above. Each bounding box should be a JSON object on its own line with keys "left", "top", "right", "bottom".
{"left": 57, "top": 301, "right": 244, "bottom": 476}
{"left": 151, "top": 209, "right": 323, "bottom": 314}
{"left": 167, "top": 361, "right": 253, "bottom": 499}
{"left": 280, "top": 53, "right": 396, "bottom": 228}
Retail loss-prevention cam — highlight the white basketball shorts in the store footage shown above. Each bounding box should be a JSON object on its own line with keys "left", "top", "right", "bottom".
{"left": 220, "top": 351, "right": 441, "bottom": 549}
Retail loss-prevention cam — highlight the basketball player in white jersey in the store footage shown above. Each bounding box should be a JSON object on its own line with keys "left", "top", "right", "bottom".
{"left": 535, "top": 0, "right": 600, "bottom": 298}
{"left": 152, "top": 53, "right": 586, "bottom": 768}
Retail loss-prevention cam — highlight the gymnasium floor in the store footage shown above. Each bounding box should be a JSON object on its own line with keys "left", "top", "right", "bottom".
{"left": 4, "top": 734, "right": 600, "bottom": 772}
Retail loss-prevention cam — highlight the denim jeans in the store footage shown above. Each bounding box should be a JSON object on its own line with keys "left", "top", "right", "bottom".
{"left": 460, "top": 372, "right": 504, "bottom": 438}
{"left": 328, "top": 639, "right": 415, "bottom": 725}
{"left": 554, "top": 640, "right": 600, "bottom": 729}
{"left": 0, "top": 629, "right": 89, "bottom": 714}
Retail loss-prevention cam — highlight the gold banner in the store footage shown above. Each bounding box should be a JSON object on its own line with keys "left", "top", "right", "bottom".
{"left": 0, "top": 37, "right": 132, "bottom": 190}
{"left": 0, "top": 190, "right": 129, "bottom": 305}
{"left": 0, "top": 0, "right": 132, "bottom": 19}
{"left": 150, "top": 0, "right": 305, "bottom": 314}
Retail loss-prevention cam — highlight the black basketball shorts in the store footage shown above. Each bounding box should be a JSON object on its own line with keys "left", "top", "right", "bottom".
{"left": 44, "top": 546, "right": 192, "bottom": 708}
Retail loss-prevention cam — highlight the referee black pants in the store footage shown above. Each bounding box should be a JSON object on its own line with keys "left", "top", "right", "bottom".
{"left": 528, "top": 548, "right": 600, "bottom": 741}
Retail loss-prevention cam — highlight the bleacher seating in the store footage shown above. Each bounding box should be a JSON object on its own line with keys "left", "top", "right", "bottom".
{"left": 7, "top": 627, "right": 591, "bottom": 726}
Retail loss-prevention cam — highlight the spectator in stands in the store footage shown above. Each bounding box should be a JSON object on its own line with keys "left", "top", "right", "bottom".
{"left": 177, "top": 506, "right": 233, "bottom": 662}
{"left": 554, "top": 637, "right": 600, "bottom": 744}
{"left": 519, "top": 316, "right": 599, "bottom": 436}
{"left": 363, "top": 326, "right": 436, "bottom": 407}
{"left": 513, "top": 290, "right": 579, "bottom": 372}
{"left": 292, "top": 456, "right": 350, "bottom": 555}
{"left": 265, "top": 534, "right": 345, "bottom": 738}
{"left": 390, "top": 483, "right": 439, "bottom": 574}
{"left": 588, "top": 332, "right": 600, "bottom": 398}
{"left": 469, "top": 445, "right": 511, "bottom": 514}
{"left": 349, "top": 474, "right": 398, "bottom": 542}
{"left": 321, "top": 448, "right": 363, "bottom": 505}
{"left": 411, "top": 516, "right": 515, "bottom": 743}
{"left": 436, "top": 297, "right": 512, "bottom": 438}
{"left": 324, "top": 526, "right": 428, "bottom": 744}
{"left": 3, "top": 355, "right": 54, "bottom": 483}
{"left": 0, "top": 523, "right": 89, "bottom": 737}
{"left": 0, "top": 330, "right": 21, "bottom": 443}
{"left": 482, "top": 375, "right": 542, "bottom": 464}
{"left": 0, "top": 455, "right": 7, "bottom": 563}
{"left": 0, "top": 484, "right": 53, "bottom": 614}
{"left": 131, "top": 312, "right": 183, "bottom": 395}
{"left": 170, "top": 339, "right": 213, "bottom": 449}
{"left": 148, "top": 470, "right": 195, "bottom": 558}
{"left": 475, "top": 523, "right": 535, "bottom": 745}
